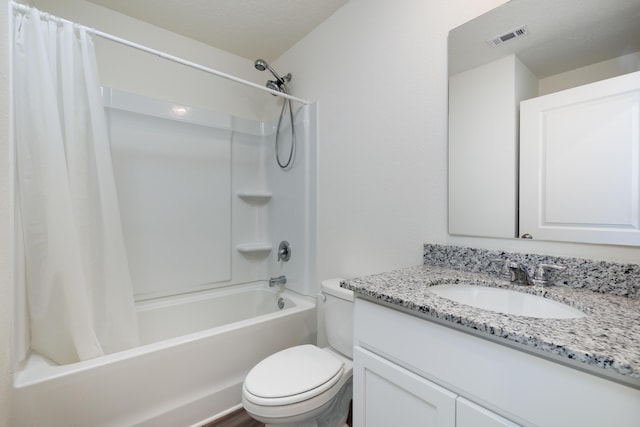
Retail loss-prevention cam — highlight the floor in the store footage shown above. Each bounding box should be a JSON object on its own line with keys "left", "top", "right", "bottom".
{"left": 202, "top": 408, "right": 263, "bottom": 427}
{"left": 203, "top": 403, "right": 352, "bottom": 427}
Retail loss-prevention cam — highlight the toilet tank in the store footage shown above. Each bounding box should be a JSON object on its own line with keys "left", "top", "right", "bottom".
{"left": 321, "top": 279, "right": 354, "bottom": 358}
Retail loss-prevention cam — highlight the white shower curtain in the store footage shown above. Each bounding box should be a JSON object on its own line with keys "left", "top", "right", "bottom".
{"left": 13, "top": 8, "right": 139, "bottom": 364}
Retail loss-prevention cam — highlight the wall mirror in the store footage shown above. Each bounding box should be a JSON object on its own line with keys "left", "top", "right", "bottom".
{"left": 448, "top": 0, "right": 640, "bottom": 246}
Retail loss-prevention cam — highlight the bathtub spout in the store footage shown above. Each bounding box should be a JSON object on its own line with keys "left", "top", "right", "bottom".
{"left": 269, "top": 276, "right": 287, "bottom": 287}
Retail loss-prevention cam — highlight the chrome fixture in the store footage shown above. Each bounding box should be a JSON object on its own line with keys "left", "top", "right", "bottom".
{"left": 278, "top": 241, "right": 291, "bottom": 262}
{"left": 266, "top": 80, "right": 281, "bottom": 92}
{"left": 531, "top": 263, "right": 566, "bottom": 286}
{"left": 507, "top": 261, "right": 533, "bottom": 285}
{"left": 269, "top": 275, "right": 287, "bottom": 287}
{"left": 254, "top": 59, "right": 292, "bottom": 92}
{"left": 254, "top": 58, "right": 295, "bottom": 169}
{"left": 503, "top": 260, "right": 566, "bottom": 286}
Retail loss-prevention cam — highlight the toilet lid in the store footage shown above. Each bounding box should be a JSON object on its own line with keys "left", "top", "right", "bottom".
{"left": 244, "top": 345, "right": 344, "bottom": 400}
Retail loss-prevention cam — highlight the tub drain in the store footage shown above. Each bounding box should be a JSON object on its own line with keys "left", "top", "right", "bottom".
{"left": 277, "top": 297, "right": 285, "bottom": 309}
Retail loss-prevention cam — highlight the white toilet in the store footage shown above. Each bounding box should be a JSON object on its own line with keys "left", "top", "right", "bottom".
{"left": 242, "top": 279, "right": 354, "bottom": 427}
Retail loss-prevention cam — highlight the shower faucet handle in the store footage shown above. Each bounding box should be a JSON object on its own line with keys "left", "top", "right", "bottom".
{"left": 269, "top": 276, "right": 287, "bottom": 287}
{"left": 277, "top": 241, "right": 291, "bottom": 262}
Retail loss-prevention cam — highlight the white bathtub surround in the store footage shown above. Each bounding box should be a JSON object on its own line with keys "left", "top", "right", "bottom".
{"left": 103, "top": 88, "right": 318, "bottom": 301}
{"left": 12, "top": 6, "right": 138, "bottom": 365}
{"left": 105, "top": 88, "right": 233, "bottom": 298}
{"left": 12, "top": 284, "right": 316, "bottom": 427}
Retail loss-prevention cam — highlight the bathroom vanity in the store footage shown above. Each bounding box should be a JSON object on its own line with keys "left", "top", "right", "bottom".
{"left": 344, "top": 245, "right": 640, "bottom": 427}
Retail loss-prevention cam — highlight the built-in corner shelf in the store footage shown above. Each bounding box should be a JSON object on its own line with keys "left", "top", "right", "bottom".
{"left": 237, "top": 191, "right": 272, "bottom": 204}
{"left": 236, "top": 243, "right": 273, "bottom": 255}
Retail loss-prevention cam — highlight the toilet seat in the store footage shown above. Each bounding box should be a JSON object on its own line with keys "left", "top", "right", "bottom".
{"left": 243, "top": 344, "right": 344, "bottom": 406}
{"left": 242, "top": 346, "right": 353, "bottom": 424}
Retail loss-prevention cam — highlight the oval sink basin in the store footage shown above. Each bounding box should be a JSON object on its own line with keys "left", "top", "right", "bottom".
{"left": 429, "top": 284, "right": 585, "bottom": 319}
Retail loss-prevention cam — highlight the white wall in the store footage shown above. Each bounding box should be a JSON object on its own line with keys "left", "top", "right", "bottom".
{"left": 275, "top": 0, "right": 510, "bottom": 283}
{"left": 276, "top": 0, "right": 640, "bottom": 291}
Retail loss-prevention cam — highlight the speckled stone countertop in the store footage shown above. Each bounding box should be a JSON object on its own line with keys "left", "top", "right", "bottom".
{"left": 342, "top": 245, "right": 640, "bottom": 388}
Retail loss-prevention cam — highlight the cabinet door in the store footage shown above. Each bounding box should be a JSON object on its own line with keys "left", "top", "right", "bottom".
{"left": 457, "top": 397, "right": 520, "bottom": 427}
{"left": 353, "top": 346, "right": 456, "bottom": 427}
{"left": 519, "top": 70, "right": 640, "bottom": 245}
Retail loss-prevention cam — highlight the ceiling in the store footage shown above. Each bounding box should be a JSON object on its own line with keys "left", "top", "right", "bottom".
{"left": 449, "top": 0, "right": 640, "bottom": 77}
{"left": 85, "top": 0, "right": 349, "bottom": 62}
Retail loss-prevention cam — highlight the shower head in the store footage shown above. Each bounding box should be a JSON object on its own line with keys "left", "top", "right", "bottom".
{"left": 254, "top": 58, "right": 281, "bottom": 81}
{"left": 266, "top": 80, "right": 282, "bottom": 93}
{"left": 254, "top": 58, "right": 269, "bottom": 72}
{"left": 254, "top": 58, "right": 291, "bottom": 86}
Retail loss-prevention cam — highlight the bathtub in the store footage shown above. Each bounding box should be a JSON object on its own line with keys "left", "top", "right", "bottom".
{"left": 11, "top": 283, "right": 316, "bottom": 427}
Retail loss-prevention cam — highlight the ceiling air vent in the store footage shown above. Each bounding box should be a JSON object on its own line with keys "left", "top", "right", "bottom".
{"left": 487, "top": 25, "right": 529, "bottom": 47}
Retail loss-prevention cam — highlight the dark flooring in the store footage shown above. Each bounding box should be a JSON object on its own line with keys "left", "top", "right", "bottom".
{"left": 203, "top": 402, "right": 352, "bottom": 427}
{"left": 202, "top": 408, "right": 263, "bottom": 427}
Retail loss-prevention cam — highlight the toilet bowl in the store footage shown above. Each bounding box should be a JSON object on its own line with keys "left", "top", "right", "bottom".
{"left": 242, "top": 279, "right": 354, "bottom": 427}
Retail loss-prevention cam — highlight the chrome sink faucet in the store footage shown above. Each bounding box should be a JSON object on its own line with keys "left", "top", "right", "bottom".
{"left": 507, "top": 260, "right": 533, "bottom": 285}
{"left": 494, "top": 258, "right": 566, "bottom": 286}
{"left": 531, "top": 263, "right": 566, "bottom": 286}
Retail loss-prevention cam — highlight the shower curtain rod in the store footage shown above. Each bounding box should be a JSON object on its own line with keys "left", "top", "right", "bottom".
{"left": 11, "top": 2, "right": 310, "bottom": 105}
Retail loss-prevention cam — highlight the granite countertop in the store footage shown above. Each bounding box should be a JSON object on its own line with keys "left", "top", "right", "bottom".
{"left": 342, "top": 264, "right": 640, "bottom": 388}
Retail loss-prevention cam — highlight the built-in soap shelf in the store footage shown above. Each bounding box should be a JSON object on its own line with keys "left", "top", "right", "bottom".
{"left": 237, "top": 191, "right": 272, "bottom": 204}
{"left": 236, "top": 243, "right": 273, "bottom": 255}
{"left": 236, "top": 192, "right": 272, "bottom": 256}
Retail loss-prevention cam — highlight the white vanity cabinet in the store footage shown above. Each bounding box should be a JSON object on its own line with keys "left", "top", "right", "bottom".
{"left": 353, "top": 298, "right": 640, "bottom": 427}
{"left": 354, "top": 346, "right": 518, "bottom": 427}
{"left": 354, "top": 346, "right": 456, "bottom": 426}
{"left": 456, "top": 397, "right": 519, "bottom": 427}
